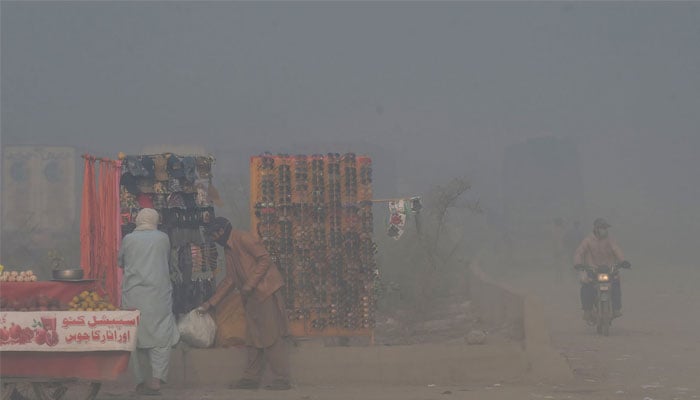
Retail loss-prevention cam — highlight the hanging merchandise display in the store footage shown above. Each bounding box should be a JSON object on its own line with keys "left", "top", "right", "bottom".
{"left": 118, "top": 153, "right": 218, "bottom": 315}
{"left": 250, "top": 153, "right": 378, "bottom": 338}
{"left": 381, "top": 196, "right": 422, "bottom": 240}
{"left": 387, "top": 200, "right": 408, "bottom": 240}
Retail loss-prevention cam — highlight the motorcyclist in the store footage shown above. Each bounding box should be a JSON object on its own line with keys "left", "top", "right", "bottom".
{"left": 573, "top": 218, "right": 631, "bottom": 322}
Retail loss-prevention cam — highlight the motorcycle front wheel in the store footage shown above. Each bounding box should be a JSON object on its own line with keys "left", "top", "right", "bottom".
{"left": 597, "top": 301, "right": 611, "bottom": 336}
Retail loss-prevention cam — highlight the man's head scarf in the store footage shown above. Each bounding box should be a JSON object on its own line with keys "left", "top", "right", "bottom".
{"left": 134, "top": 208, "right": 159, "bottom": 231}
{"left": 204, "top": 217, "right": 231, "bottom": 236}
{"left": 204, "top": 217, "right": 232, "bottom": 247}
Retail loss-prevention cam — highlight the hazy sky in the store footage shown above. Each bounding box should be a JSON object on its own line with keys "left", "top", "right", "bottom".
{"left": 2, "top": 1, "right": 699, "bottom": 260}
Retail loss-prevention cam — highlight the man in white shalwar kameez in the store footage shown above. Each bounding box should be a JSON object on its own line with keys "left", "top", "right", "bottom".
{"left": 119, "top": 208, "right": 180, "bottom": 396}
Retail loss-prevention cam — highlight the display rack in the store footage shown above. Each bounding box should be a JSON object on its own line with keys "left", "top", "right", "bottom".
{"left": 250, "top": 153, "right": 378, "bottom": 338}
{"left": 119, "top": 153, "right": 218, "bottom": 315}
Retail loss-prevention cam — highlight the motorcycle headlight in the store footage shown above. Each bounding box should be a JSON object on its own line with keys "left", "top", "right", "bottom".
{"left": 597, "top": 273, "right": 610, "bottom": 282}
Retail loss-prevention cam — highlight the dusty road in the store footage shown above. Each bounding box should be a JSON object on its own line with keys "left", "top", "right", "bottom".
{"left": 486, "top": 248, "right": 700, "bottom": 400}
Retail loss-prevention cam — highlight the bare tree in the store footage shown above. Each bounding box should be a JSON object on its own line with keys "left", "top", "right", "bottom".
{"left": 417, "top": 177, "right": 481, "bottom": 271}
{"left": 377, "top": 177, "right": 481, "bottom": 312}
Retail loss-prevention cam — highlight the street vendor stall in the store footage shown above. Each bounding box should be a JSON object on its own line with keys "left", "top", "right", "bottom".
{"left": 1, "top": 154, "right": 137, "bottom": 400}
{"left": 0, "top": 280, "right": 138, "bottom": 400}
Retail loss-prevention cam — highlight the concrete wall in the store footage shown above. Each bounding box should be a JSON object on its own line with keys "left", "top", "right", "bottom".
{"left": 468, "top": 261, "right": 573, "bottom": 382}
{"left": 1, "top": 146, "right": 79, "bottom": 267}
{"left": 1, "top": 146, "right": 78, "bottom": 233}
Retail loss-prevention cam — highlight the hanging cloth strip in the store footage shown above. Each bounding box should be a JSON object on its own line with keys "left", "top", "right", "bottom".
{"left": 80, "top": 156, "right": 97, "bottom": 277}
{"left": 97, "top": 159, "right": 122, "bottom": 306}
{"left": 81, "top": 156, "right": 122, "bottom": 306}
{"left": 114, "top": 160, "right": 123, "bottom": 306}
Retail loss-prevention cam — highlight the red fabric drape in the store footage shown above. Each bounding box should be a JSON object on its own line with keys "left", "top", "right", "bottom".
{"left": 0, "top": 281, "right": 99, "bottom": 304}
{"left": 80, "top": 156, "right": 121, "bottom": 306}
{"left": 114, "top": 161, "right": 123, "bottom": 305}
{"left": 80, "top": 156, "right": 96, "bottom": 277}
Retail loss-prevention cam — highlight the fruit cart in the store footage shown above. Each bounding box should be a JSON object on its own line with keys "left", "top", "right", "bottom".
{"left": 0, "top": 281, "right": 138, "bottom": 400}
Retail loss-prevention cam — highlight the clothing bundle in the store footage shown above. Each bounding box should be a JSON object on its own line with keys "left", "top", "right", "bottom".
{"left": 119, "top": 153, "right": 218, "bottom": 315}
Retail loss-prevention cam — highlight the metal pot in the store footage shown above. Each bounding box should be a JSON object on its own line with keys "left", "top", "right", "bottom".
{"left": 52, "top": 269, "right": 84, "bottom": 280}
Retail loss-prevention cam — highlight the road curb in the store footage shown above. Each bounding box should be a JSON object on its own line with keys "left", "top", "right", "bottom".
{"left": 155, "top": 340, "right": 530, "bottom": 387}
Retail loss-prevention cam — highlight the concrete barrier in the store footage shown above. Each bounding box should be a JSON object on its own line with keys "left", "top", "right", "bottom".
{"left": 468, "top": 261, "right": 573, "bottom": 382}
{"left": 467, "top": 262, "right": 525, "bottom": 340}
{"left": 159, "top": 341, "right": 529, "bottom": 387}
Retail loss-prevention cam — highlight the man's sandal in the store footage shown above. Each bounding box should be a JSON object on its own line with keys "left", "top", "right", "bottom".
{"left": 264, "top": 379, "right": 291, "bottom": 390}
{"left": 135, "top": 383, "right": 161, "bottom": 396}
{"left": 230, "top": 378, "right": 259, "bottom": 390}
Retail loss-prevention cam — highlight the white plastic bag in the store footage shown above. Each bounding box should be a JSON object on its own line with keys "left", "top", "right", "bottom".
{"left": 178, "top": 309, "right": 217, "bottom": 348}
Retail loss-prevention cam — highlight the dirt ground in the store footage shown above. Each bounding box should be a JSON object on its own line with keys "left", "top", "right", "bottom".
{"left": 97, "top": 382, "right": 664, "bottom": 400}
{"left": 83, "top": 243, "right": 700, "bottom": 399}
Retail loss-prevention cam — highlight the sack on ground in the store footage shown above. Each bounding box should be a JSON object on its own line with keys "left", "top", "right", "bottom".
{"left": 178, "top": 309, "right": 216, "bottom": 348}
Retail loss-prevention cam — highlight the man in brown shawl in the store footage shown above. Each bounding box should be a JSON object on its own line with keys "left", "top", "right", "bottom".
{"left": 198, "top": 217, "right": 290, "bottom": 390}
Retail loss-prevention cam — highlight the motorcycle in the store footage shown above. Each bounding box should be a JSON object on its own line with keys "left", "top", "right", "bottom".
{"left": 575, "top": 262, "right": 631, "bottom": 336}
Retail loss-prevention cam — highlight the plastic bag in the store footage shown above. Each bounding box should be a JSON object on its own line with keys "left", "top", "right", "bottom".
{"left": 177, "top": 309, "right": 217, "bottom": 348}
